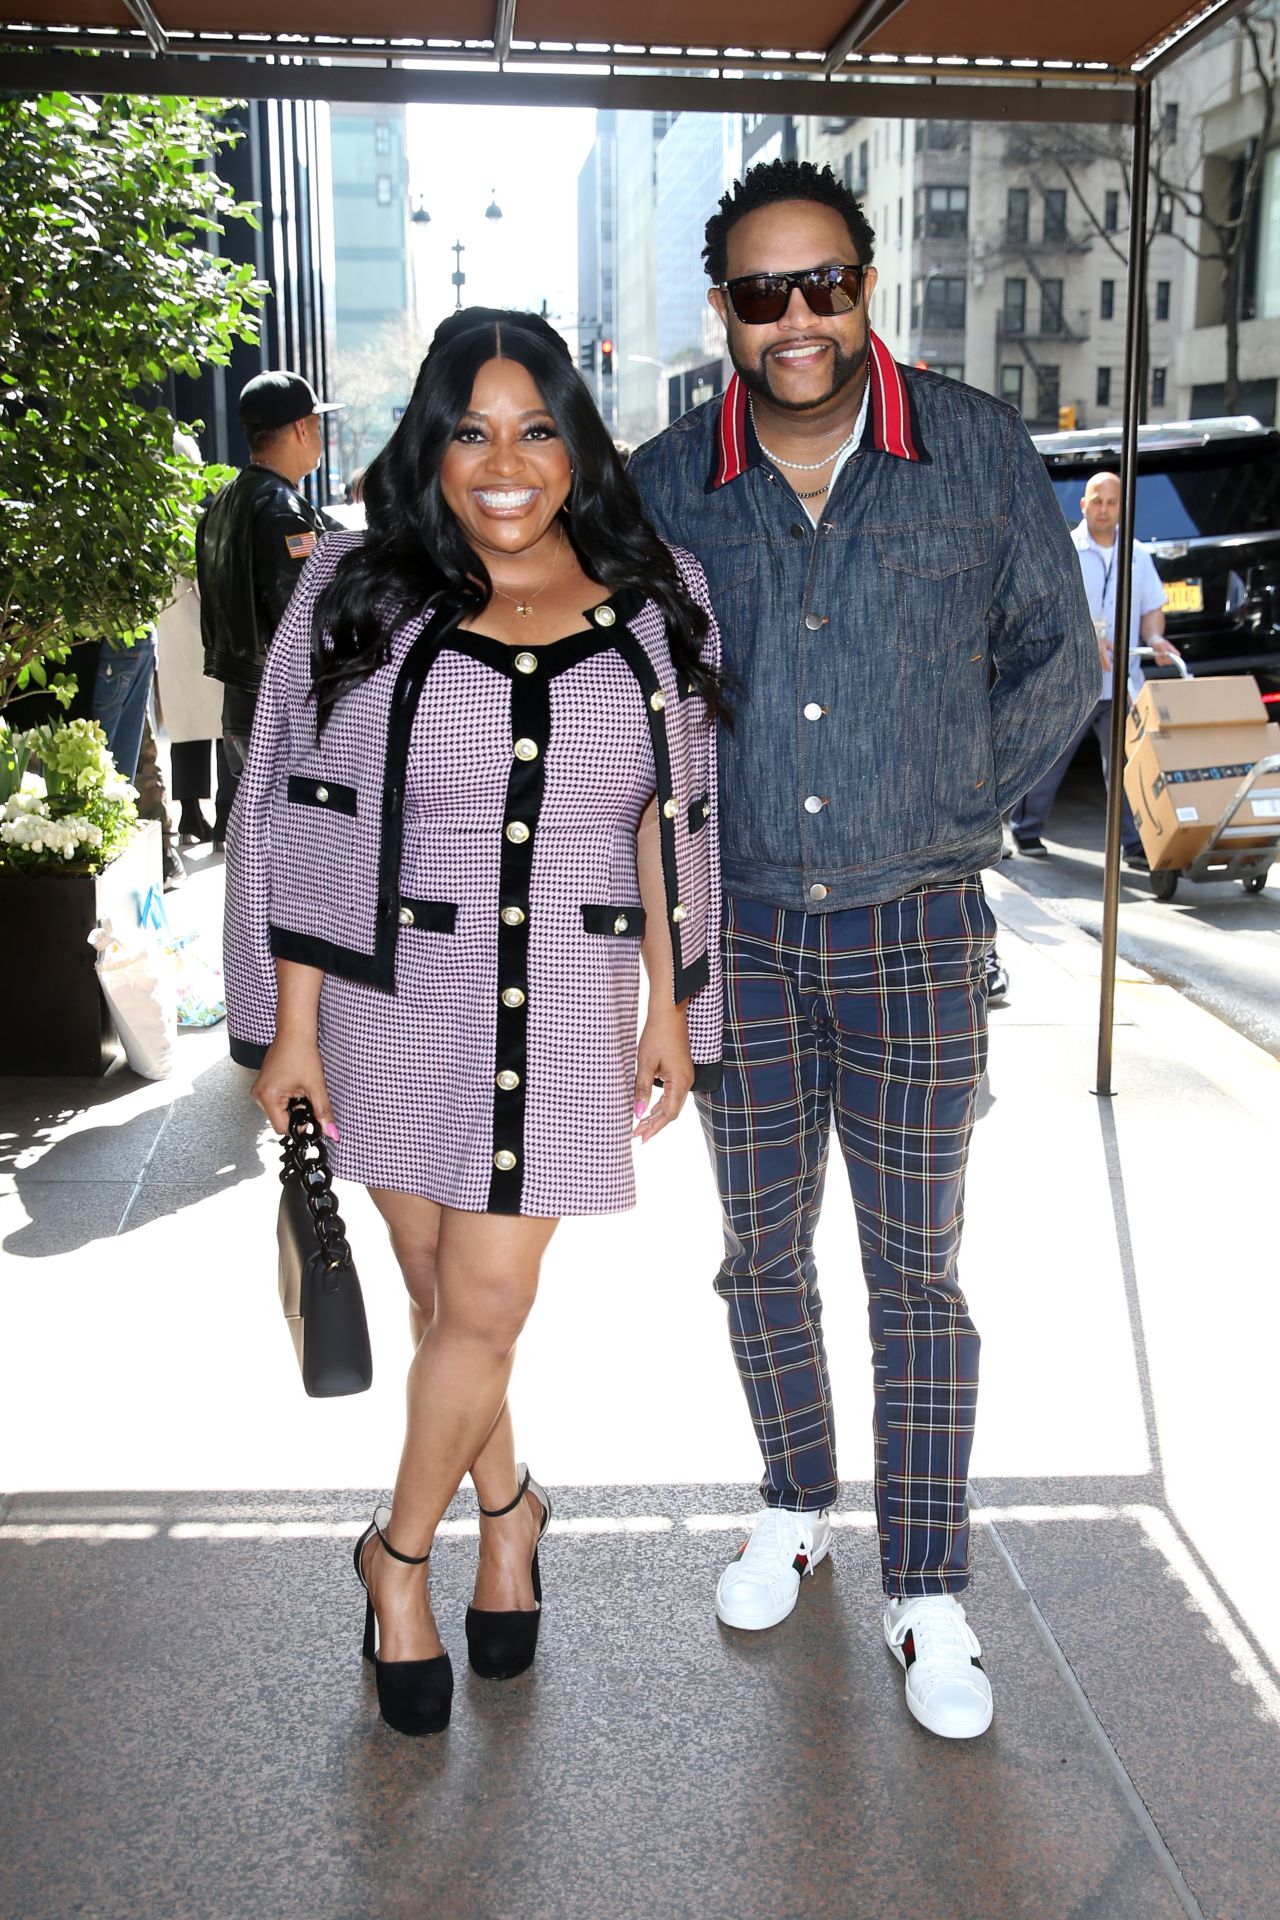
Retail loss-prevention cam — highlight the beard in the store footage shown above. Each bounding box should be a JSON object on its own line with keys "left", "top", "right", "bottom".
{"left": 729, "top": 328, "right": 870, "bottom": 412}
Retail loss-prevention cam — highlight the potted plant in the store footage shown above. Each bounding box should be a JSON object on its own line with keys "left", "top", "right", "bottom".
{"left": 0, "top": 715, "right": 162, "bottom": 1073}
{"left": 0, "top": 90, "right": 267, "bottom": 1073}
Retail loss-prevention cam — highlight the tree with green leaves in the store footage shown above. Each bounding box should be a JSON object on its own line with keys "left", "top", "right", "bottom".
{"left": 0, "top": 89, "right": 267, "bottom": 713}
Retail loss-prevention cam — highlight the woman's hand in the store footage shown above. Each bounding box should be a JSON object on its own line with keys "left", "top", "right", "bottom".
{"left": 633, "top": 1004, "right": 694, "bottom": 1143}
{"left": 250, "top": 1035, "right": 338, "bottom": 1141}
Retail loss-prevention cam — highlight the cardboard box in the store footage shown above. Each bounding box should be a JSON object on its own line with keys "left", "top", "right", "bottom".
{"left": 1126, "top": 674, "right": 1266, "bottom": 751}
{"left": 1124, "top": 718, "right": 1280, "bottom": 870}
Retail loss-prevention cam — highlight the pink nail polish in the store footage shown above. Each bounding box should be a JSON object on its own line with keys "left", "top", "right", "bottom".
{"left": 324, "top": 1122, "right": 340, "bottom": 1142}
{"left": 634, "top": 1098, "right": 647, "bottom": 1118}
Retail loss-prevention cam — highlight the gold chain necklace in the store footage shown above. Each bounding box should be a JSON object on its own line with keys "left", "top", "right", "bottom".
{"left": 490, "top": 524, "right": 565, "bottom": 619}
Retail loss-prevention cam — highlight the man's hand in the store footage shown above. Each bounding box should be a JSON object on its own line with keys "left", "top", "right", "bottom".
{"left": 1149, "top": 636, "right": 1182, "bottom": 667}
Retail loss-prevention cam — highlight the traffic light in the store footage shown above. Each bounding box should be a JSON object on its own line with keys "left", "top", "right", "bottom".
{"left": 600, "top": 337, "right": 614, "bottom": 378}
{"left": 579, "top": 339, "right": 596, "bottom": 374}
{"left": 1058, "top": 403, "right": 1077, "bottom": 431}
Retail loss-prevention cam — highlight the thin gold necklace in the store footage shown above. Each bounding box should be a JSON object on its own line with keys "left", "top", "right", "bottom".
{"left": 490, "top": 524, "right": 565, "bottom": 618}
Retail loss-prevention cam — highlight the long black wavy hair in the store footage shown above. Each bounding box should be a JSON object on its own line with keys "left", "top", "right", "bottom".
{"left": 311, "top": 308, "right": 722, "bottom": 730}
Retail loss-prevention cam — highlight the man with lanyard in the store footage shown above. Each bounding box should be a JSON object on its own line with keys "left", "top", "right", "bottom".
{"left": 196, "top": 370, "right": 342, "bottom": 828}
{"left": 628, "top": 159, "right": 1097, "bottom": 1739}
{"left": 1011, "top": 469, "right": 1176, "bottom": 865}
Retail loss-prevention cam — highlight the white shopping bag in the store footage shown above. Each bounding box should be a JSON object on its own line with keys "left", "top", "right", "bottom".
{"left": 87, "top": 914, "right": 177, "bottom": 1080}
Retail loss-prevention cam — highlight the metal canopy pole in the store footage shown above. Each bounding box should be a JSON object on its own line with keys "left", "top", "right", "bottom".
{"left": 1095, "top": 79, "right": 1152, "bottom": 1097}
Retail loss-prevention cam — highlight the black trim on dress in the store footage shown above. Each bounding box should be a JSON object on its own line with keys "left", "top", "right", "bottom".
{"left": 397, "top": 899, "right": 457, "bottom": 933}
{"left": 488, "top": 652, "right": 551, "bottom": 1214}
{"left": 607, "top": 627, "right": 706, "bottom": 1004}
{"left": 581, "top": 904, "right": 647, "bottom": 937}
{"left": 286, "top": 774, "right": 357, "bottom": 816}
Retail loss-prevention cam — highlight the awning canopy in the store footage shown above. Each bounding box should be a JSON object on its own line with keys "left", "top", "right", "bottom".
{"left": 0, "top": 0, "right": 1252, "bottom": 103}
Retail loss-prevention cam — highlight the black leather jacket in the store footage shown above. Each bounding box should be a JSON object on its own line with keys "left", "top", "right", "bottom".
{"left": 195, "top": 466, "right": 329, "bottom": 693}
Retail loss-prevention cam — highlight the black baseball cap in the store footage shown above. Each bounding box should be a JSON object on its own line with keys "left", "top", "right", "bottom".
{"left": 238, "top": 370, "right": 342, "bottom": 434}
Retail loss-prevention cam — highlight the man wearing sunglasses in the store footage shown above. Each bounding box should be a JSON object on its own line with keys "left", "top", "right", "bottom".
{"left": 628, "top": 159, "right": 1096, "bottom": 1740}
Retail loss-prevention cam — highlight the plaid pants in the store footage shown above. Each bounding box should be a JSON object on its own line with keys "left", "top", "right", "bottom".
{"left": 697, "top": 883, "right": 994, "bottom": 1597}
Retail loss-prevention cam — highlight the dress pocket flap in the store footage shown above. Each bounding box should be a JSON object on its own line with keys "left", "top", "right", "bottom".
{"left": 581, "top": 905, "right": 646, "bottom": 937}
{"left": 397, "top": 899, "right": 457, "bottom": 933}
{"left": 286, "top": 775, "right": 357, "bottom": 817}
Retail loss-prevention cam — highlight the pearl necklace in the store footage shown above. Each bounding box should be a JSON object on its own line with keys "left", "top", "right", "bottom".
{"left": 749, "top": 399, "right": 859, "bottom": 472}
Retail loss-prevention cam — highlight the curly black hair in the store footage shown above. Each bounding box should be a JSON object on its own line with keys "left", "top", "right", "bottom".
{"left": 702, "top": 159, "right": 876, "bottom": 284}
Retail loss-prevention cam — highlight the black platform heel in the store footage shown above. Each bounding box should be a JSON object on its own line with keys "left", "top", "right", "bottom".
{"left": 465, "top": 1465, "right": 551, "bottom": 1680}
{"left": 354, "top": 1506, "right": 454, "bottom": 1736}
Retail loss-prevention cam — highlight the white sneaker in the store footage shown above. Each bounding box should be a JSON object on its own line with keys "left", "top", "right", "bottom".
{"left": 715, "top": 1508, "right": 833, "bottom": 1631}
{"left": 884, "top": 1594, "right": 994, "bottom": 1739}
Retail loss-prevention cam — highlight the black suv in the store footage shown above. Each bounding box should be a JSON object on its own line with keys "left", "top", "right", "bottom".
{"left": 1034, "top": 417, "right": 1280, "bottom": 708}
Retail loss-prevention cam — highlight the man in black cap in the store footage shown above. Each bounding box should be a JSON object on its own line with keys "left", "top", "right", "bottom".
{"left": 196, "top": 371, "right": 342, "bottom": 830}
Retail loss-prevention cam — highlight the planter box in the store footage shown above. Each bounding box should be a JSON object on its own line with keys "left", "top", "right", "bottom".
{"left": 0, "top": 820, "right": 163, "bottom": 1076}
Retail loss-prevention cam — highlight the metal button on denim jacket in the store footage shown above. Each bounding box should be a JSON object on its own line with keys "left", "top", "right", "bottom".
{"left": 629, "top": 332, "right": 1098, "bottom": 911}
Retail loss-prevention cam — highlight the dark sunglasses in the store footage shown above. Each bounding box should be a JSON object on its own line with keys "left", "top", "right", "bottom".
{"left": 719, "top": 263, "right": 867, "bottom": 325}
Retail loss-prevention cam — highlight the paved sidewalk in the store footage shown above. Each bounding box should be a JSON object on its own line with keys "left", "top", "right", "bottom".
{"left": 2, "top": 854, "right": 1277, "bottom": 1920}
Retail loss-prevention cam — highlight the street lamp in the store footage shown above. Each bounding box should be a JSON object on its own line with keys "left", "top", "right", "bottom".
{"left": 410, "top": 195, "right": 430, "bottom": 227}
{"left": 485, "top": 189, "right": 503, "bottom": 221}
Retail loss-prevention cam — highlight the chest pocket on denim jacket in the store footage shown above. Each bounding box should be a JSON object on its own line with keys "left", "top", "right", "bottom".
{"left": 873, "top": 524, "right": 992, "bottom": 657}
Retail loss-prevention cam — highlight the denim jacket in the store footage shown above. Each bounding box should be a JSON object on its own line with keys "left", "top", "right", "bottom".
{"left": 628, "top": 333, "right": 1098, "bottom": 911}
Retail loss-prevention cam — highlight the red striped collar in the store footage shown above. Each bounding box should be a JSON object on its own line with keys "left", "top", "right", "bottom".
{"left": 708, "top": 329, "right": 924, "bottom": 489}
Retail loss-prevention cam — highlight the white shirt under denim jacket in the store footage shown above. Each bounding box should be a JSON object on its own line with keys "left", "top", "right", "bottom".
{"left": 1070, "top": 520, "right": 1168, "bottom": 704}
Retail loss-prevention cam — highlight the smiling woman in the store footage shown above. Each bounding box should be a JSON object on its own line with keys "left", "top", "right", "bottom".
{"left": 222, "top": 304, "right": 726, "bottom": 1740}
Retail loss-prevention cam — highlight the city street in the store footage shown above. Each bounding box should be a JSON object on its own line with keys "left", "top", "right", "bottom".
{"left": 1001, "top": 746, "right": 1280, "bottom": 1059}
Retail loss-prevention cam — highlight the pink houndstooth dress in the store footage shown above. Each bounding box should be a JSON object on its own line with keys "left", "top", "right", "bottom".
{"left": 224, "top": 538, "right": 723, "bottom": 1219}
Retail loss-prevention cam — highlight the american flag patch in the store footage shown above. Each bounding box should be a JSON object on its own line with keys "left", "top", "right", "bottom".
{"left": 285, "top": 531, "right": 317, "bottom": 559}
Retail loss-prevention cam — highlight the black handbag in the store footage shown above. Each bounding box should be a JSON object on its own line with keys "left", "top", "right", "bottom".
{"left": 277, "top": 1095, "right": 373, "bottom": 1397}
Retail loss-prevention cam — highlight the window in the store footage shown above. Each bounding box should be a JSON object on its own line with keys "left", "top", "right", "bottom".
{"left": 934, "top": 364, "right": 964, "bottom": 382}
{"left": 1157, "top": 196, "right": 1174, "bottom": 234}
{"left": 374, "top": 122, "right": 391, "bottom": 155}
{"left": 1155, "top": 279, "right": 1171, "bottom": 322}
{"left": 1003, "top": 277, "right": 1026, "bottom": 334}
{"left": 925, "top": 185, "right": 969, "bottom": 239}
{"left": 1006, "top": 187, "right": 1029, "bottom": 244}
{"left": 1152, "top": 366, "right": 1168, "bottom": 406}
{"left": 897, "top": 195, "right": 903, "bottom": 243}
{"left": 1043, "top": 189, "right": 1067, "bottom": 242}
{"left": 1000, "top": 364, "right": 1025, "bottom": 410}
{"left": 1036, "top": 365, "right": 1061, "bottom": 419}
{"left": 1040, "top": 278, "right": 1065, "bottom": 335}
{"left": 922, "top": 276, "right": 966, "bottom": 330}
{"left": 843, "top": 151, "right": 854, "bottom": 191}
{"left": 896, "top": 283, "right": 902, "bottom": 333}
{"left": 1100, "top": 278, "right": 1115, "bottom": 321}
{"left": 1096, "top": 366, "right": 1112, "bottom": 408}
{"left": 858, "top": 138, "right": 869, "bottom": 190}
{"left": 376, "top": 175, "right": 392, "bottom": 206}
{"left": 1104, "top": 190, "right": 1120, "bottom": 233}
{"left": 1164, "top": 101, "right": 1179, "bottom": 139}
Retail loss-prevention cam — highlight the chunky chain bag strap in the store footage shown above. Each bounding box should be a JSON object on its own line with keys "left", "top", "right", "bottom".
{"left": 276, "top": 1095, "right": 373, "bottom": 1397}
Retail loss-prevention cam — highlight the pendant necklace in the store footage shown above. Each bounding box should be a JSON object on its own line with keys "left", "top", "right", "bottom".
{"left": 491, "top": 523, "right": 565, "bottom": 618}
